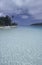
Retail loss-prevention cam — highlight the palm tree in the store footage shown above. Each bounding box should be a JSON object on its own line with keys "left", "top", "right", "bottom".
{"left": 11, "top": 15, "right": 17, "bottom": 26}
{"left": 0, "top": 15, "right": 12, "bottom": 26}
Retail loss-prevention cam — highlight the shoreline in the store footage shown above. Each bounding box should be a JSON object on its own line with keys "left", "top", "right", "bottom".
{"left": 0, "top": 26, "right": 17, "bottom": 29}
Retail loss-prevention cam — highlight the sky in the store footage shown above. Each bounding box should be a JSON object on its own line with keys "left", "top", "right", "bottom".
{"left": 0, "top": 0, "right": 42, "bottom": 25}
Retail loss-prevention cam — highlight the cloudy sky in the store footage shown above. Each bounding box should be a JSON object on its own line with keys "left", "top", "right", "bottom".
{"left": 0, "top": 0, "right": 42, "bottom": 25}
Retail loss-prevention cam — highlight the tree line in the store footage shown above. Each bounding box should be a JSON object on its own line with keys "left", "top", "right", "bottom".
{"left": 0, "top": 15, "right": 17, "bottom": 26}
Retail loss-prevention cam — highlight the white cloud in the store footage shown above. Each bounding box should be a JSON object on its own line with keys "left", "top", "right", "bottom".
{"left": 0, "top": 13, "right": 6, "bottom": 17}
{"left": 0, "top": 0, "right": 42, "bottom": 19}
{"left": 21, "top": 15, "right": 28, "bottom": 19}
{"left": 28, "top": 0, "right": 42, "bottom": 19}
{"left": 0, "top": 13, "right": 3, "bottom": 16}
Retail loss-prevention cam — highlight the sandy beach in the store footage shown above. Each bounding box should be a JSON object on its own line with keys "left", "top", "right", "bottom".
{"left": 0, "top": 26, "right": 17, "bottom": 29}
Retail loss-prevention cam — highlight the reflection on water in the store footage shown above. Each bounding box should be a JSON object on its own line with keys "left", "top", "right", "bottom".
{"left": 0, "top": 26, "right": 42, "bottom": 65}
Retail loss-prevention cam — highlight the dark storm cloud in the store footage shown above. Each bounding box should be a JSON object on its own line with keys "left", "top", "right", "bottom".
{"left": 0, "top": 0, "right": 42, "bottom": 19}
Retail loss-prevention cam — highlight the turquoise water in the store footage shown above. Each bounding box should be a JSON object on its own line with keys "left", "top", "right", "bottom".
{"left": 0, "top": 26, "right": 42, "bottom": 65}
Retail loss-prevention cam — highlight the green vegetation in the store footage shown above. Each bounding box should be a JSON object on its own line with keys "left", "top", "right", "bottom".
{"left": 31, "top": 23, "right": 42, "bottom": 26}
{"left": 0, "top": 15, "right": 17, "bottom": 26}
{"left": 11, "top": 22, "right": 17, "bottom": 26}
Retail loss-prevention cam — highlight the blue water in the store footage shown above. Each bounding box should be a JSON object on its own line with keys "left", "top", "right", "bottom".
{"left": 0, "top": 26, "right": 42, "bottom": 65}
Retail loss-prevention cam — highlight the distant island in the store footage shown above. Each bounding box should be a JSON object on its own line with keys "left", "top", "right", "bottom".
{"left": 0, "top": 15, "right": 18, "bottom": 26}
{"left": 31, "top": 23, "right": 42, "bottom": 26}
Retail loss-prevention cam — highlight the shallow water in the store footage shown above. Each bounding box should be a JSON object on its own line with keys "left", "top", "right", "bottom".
{"left": 0, "top": 26, "right": 42, "bottom": 65}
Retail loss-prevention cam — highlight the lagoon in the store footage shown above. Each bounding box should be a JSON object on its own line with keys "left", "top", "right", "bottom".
{"left": 0, "top": 26, "right": 42, "bottom": 65}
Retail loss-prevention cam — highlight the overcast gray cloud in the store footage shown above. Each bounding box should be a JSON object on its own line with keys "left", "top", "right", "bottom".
{"left": 0, "top": 0, "right": 42, "bottom": 19}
